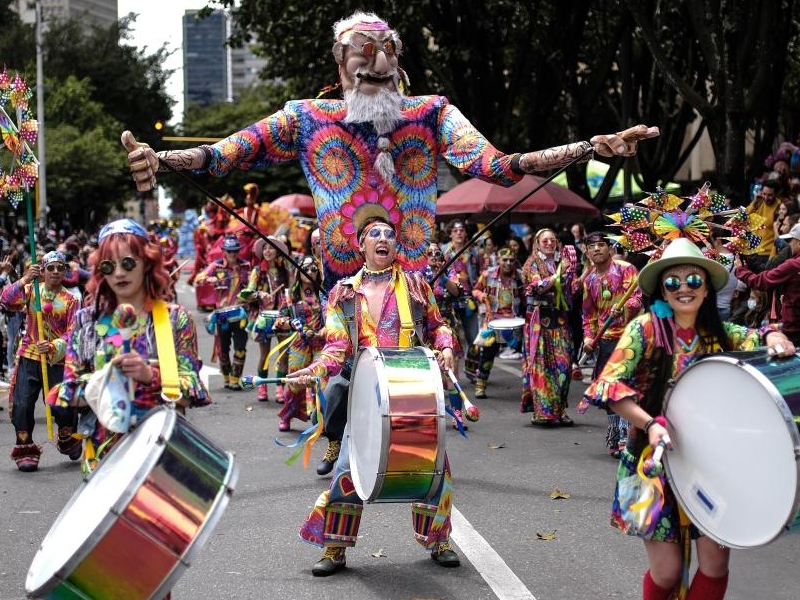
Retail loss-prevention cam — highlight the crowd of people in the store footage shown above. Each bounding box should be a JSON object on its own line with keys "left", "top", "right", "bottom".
{"left": 7, "top": 9, "right": 800, "bottom": 600}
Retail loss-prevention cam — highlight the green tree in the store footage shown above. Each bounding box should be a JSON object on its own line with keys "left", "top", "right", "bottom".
{"left": 623, "top": 0, "right": 800, "bottom": 200}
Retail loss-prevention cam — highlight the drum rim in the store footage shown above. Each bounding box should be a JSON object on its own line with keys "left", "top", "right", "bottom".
{"left": 663, "top": 352, "right": 800, "bottom": 548}
{"left": 26, "top": 407, "right": 177, "bottom": 595}
{"left": 349, "top": 346, "right": 446, "bottom": 503}
{"left": 488, "top": 317, "right": 525, "bottom": 330}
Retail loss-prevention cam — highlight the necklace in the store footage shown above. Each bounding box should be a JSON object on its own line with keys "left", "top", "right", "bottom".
{"left": 675, "top": 327, "right": 699, "bottom": 352}
{"left": 363, "top": 265, "right": 393, "bottom": 283}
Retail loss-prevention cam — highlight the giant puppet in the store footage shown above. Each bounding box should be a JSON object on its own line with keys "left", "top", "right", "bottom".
{"left": 122, "top": 11, "right": 658, "bottom": 290}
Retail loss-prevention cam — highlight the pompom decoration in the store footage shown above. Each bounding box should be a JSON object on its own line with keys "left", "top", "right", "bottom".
{"left": 42, "top": 302, "right": 53, "bottom": 313}
{"left": 0, "top": 68, "right": 39, "bottom": 208}
{"left": 464, "top": 405, "right": 481, "bottom": 422}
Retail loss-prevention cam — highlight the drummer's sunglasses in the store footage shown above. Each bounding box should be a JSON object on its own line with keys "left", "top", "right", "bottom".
{"left": 663, "top": 273, "right": 704, "bottom": 292}
{"left": 45, "top": 263, "right": 66, "bottom": 273}
{"left": 347, "top": 39, "right": 397, "bottom": 58}
{"left": 98, "top": 256, "right": 139, "bottom": 275}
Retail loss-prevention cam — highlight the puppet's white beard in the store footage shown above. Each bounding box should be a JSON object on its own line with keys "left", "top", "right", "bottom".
{"left": 344, "top": 87, "right": 404, "bottom": 135}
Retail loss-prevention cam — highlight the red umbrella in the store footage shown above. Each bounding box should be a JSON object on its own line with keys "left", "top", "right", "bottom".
{"left": 271, "top": 193, "right": 316, "bottom": 217}
{"left": 436, "top": 175, "right": 599, "bottom": 223}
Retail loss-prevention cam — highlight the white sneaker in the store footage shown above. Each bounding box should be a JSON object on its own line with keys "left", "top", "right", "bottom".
{"left": 498, "top": 347, "right": 513, "bottom": 359}
{"left": 500, "top": 350, "right": 522, "bottom": 360}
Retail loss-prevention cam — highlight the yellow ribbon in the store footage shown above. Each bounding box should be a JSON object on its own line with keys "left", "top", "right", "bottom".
{"left": 262, "top": 331, "right": 298, "bottom": 372}
{"left": 153, "top": 299, "right": 181, "bottom": 402}
{"left": 393, "top": 265, "right": 415, "bottom": 348}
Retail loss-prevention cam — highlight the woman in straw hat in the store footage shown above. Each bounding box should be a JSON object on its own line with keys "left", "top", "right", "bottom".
{"left": 581, "top": 237, "right": 794, "bottom": 600}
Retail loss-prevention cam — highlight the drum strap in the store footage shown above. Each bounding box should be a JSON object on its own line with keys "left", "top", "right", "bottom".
{"left": 153, "top": 300, "right": 181, "bottom": 402}
{"left": 394, "top": 267, "right": 415, "bottom": 348}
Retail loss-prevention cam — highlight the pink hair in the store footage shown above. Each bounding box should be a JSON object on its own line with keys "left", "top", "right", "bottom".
{"left": 85, "top": 233, "right": 172, "bottom": 314}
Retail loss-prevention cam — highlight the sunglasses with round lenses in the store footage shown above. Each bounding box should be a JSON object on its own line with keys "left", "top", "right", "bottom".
{"left": 663, "top": 273, "right": 704, "bottom": 292}
{"left": 98, "top": 256, "right": 138, "bottom": 275}
{"left": 366, "top": 227, "right": 396, "bottom": 240}
{"left": 45, "top": 263, "right": 66, "bottom": 273}
{"left": 349, "top": 38, "right": 397, "bottom": 58}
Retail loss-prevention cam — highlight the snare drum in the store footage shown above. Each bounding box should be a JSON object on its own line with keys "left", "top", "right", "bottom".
{"left": 488, "top": 317, "right": 525, "bottom": 344}
{"left": 663, "top": 351, "right": 800, "bottom": 548}
{"left": 348, "top": 346, "right": 446, "bottom": 503}
{"left": 216, "top": 305, "right": 247, "bottom": 324}
{"left": 26, "top": 407, "right": 239, "bottom": 599}
{"left": 252, "top": 309, "right": 280, "bottom": 341}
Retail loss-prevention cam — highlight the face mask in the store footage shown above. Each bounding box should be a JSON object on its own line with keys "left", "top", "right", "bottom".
{"left": 747, "top": 299, "right": 758, "bottom": 310}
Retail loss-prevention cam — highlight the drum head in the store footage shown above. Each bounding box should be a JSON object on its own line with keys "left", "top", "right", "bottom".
{"left": 26, "top": 408, "right": 173, "bottom": 595}
{"left": 664, "top": 354, "right": 800, "bottom": 548}
{"left": 349, "top": 347, "right": 389, "bottom": 500}
{"left": 488, "top": 317, "right": 525, "bottom": 331}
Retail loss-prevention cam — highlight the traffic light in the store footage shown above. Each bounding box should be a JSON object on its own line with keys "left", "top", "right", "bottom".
{"left": 154, "top": 120, "right": 165, "bottom": 141}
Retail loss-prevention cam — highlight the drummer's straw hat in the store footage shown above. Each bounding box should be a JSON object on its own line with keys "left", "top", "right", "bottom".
{"left": 637, "top": 237, "right": 729, "bottom": 296}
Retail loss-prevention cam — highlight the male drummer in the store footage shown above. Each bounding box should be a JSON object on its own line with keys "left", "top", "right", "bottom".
{"left": 464, "top": 247, "right": 525, "bottom": 399}
{"left": 579, "top": 230, "right": 642, "bottom": 457}
{"left": 194, "top": 234, "right": 250, "bottom": 390}
{"left": 288, "top": 212, "right": 459, "bottom": 576}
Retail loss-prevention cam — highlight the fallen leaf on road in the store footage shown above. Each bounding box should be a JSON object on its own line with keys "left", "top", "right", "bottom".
{"left": 488, "top": 442, "right": 506, "bottom": 449}
{"left": 245, "top": 406, "right": 253, "bottom": 412}
{"left": 371, "top": 549, "right": 387, "bottom": 558}
{"left": 550, "top": 489, "right": 571, "bottom": 499}
{"left": 536, "top": 530, "right": 558, "bottom": 541}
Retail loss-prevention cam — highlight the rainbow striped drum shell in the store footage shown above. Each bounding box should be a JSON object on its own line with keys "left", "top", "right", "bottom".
{"left": 349, "top": 346, "right": 446, "bottom": 503}
{"left": 664, "top": 351, "right": 800, "bottom": 548}
{"left": 26, "top": 407, "right": 239, "bottom": 599}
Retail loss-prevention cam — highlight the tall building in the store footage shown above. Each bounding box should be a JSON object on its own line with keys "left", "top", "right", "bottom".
{"left": 183, "top": 9, "right": 229, "bottom": 108}
{"left": 183, "top": 9, "right": 268, "bottom": 111}
{"left": 13, "top": 0, "right": 119, "bottom": 30}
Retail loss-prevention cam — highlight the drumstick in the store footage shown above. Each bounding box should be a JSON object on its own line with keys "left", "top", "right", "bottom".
{"left": 112, "top": 304, "right": 138, "bottom": 405}
{"left": 578, "top": 276, "right": 639, "bottom": 366}
{"left": 642, "top": 439, "right": 668, "bottom": 478}
{"left": 169, "top": 259, "right": 190, "bottom": 279}
{"left": 240, "top": 375, "right": 289, "bottom": 388}
{"left": 446, "top": 369, "right": 480, "bottom": 422}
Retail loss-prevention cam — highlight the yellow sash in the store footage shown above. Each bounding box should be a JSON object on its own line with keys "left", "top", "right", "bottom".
{"left": 153, "top": 299, "right": 181, "bottom": 402}
{"left": 393, "top": 266, "right": 415, "bottom": 348}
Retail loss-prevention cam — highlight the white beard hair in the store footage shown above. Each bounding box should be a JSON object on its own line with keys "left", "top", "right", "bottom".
{"left": 344, "top": 86, "right": 404, "bottom": 183}
{"left": 344, "top": 86, "right": 404, "bottom": 135}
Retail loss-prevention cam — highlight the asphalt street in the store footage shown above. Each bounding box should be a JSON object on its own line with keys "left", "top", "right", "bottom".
{"left": 1, "top": 275, "right": 798, "bottom": 600}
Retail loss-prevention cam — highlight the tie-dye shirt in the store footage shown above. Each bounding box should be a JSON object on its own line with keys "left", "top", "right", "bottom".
{"left": 0, "top": 281, "right": 79, "bottom": 364}
{"left": 204, "top": 96, "right": 522, "bottom": 289}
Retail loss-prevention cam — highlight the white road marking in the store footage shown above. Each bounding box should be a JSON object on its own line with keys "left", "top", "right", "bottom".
{"left": 199, "top": 365, "right": 220, "bottom": 388}
{"left": 451, "top": 506, "right": 537, "bottom": 600}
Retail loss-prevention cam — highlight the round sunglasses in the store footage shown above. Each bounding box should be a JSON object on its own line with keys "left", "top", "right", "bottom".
{"left": 98, "top": 256, "right": 139, "bottom": 276}
{"left": 45, "top": 263, "right": 66, "bottom": 273}
{"left": 663, "top": 273, "right": 704, "bottom": 292}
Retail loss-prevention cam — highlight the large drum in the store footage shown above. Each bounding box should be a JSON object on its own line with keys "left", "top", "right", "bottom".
{"left": 488, "top": 317, "right": 525, "bottom": 344}
{"left": 348, "top": 346, "right": 446, "bottom": 503}
{"left": 663, "top": 351, "right": 800, "bottom": 548}
{"left": 26, "top": 407, "right": 239, "bottom": 599}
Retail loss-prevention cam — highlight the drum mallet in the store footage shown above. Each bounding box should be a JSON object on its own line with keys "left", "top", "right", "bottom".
{"left": 578, "top": 276, "right": 639, "bottom": 367}
{"left": 240, "top": 375, "right": 288, "bottom": 388}
{"left": 446, "top": 369, "right": 480, "bottom": 422}
{"left": 112, "top": 303, "right": 139, "bottom": 404}
{"left": 642, "top": 436, "right": 671, "bottom": 478}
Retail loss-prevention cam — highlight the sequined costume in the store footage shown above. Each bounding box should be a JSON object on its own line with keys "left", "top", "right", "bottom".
{"left": 299, "top": 265, "right": 455, "bottom": 551}
{"left": 205, "top": 96, "right": 522, "bottom": 291}
{"left": 581, "top": 258, "right": 643, "bottom": 454}
{"left": 195, "top": 257, "right": 251, "bottom": 385}
{"left": 2, "top": 278, "right": 80, "bottom": 461}
{"left": 581, "top": 313, "right": 761, "bottom": 541}
{"left": 464, "top": 265, "right": 524, "bottom": 393}
{"left": 520, "top": 248, "right": 577, "bottom": 422}
{"left": 52, "top": 300, "right": 210, "bottom": 454}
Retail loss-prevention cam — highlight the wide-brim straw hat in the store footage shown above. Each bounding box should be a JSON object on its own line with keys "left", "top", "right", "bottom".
{"left": 638, "top": 237, "right": 729, "bottom": 296}
{"left": 253, "top": 236, "right": 289, "bottom": 260}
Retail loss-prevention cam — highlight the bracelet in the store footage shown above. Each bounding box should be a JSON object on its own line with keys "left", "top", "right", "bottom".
{"left": 644, "top": 416, "right": 668, "bottom": 433}
{"left": 643, "top": 418, "right": 655, "bottom": 433}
